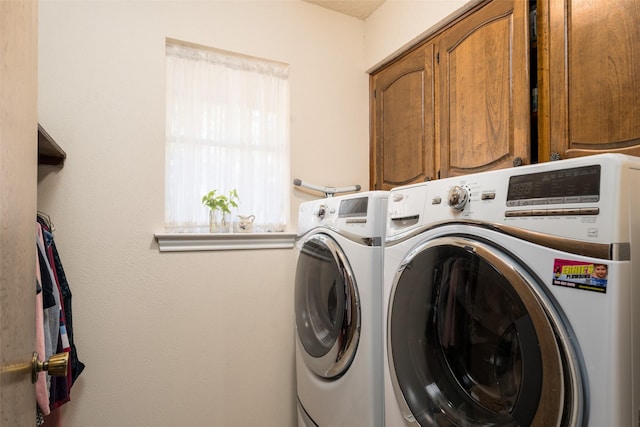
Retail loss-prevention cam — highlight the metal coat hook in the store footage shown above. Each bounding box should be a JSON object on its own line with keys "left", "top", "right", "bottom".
{"left": 293, "top": 179, "right": 361, "bottom": 198}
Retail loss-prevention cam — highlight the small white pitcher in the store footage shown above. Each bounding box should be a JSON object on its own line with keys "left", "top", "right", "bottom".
{"left": 236, "top": 215, "right": 255, "bottom": 232}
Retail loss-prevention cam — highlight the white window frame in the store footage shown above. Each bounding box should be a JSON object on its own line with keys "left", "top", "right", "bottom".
{"left": 157, "top": 39, "right": 294, "bottom": 251}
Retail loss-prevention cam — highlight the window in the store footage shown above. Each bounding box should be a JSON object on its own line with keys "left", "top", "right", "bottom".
{"left": 165, "top": 39, "right": 290, "bottom": 233}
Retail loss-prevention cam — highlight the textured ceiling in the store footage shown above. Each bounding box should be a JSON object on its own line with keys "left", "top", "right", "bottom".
{"left": 302, "top": 0, "right": 386, "bottom": 20}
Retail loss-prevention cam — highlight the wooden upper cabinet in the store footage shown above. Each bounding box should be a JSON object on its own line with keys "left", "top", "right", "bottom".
{"left": 539, "top": 0, "right": 640, "bottom": 161}
{"left": 370, "top": 43, "right": 436, "bottom": 190}
{"left": 438, "top": 0, "right": 530, "bottom": 178}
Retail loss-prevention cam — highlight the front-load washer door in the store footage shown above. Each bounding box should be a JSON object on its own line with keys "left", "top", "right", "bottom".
{"left": 388, "top": 235, "right": 582, "bottom": 427}
{"left": 295, "top": 233, "right": 360, "bottom": 379}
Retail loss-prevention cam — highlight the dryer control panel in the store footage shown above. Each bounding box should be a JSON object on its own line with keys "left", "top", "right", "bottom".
{"left": 297, "top": 191, "right": 388, "bottom": 238}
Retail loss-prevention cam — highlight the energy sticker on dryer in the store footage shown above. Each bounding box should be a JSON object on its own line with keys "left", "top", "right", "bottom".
{"left": 552, "top": 259, "right": 608, "bottom": 293}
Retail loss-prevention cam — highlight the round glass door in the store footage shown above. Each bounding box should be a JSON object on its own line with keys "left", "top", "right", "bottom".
{"left": 388, "top": 236, "right": 580, "bottom": 426}
{"left": 295, "top": 233, "right": 360, "bottom": 379}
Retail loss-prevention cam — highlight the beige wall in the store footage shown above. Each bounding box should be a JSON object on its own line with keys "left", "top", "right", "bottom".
{"left": 36, "top": 0, "right": 468, "bottom": 425}
{"left": 365, "top": 0, "right": 480, "bottom": 70}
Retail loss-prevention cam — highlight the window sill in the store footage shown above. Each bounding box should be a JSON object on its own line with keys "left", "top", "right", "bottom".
{"left": 154, "top": 232, "right": 297, "bottom": 252}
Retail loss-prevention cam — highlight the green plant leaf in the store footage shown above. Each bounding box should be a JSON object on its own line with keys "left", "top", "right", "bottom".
{"left": 201, "top": 189, "right": 240, "bottom": 213}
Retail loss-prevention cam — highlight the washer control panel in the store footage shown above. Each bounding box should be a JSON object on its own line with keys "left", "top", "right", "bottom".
{"left": 385, "top": 155, "right": 638, "bottom": 243}
{"left": 504, "top": 164, "right": 600, "bottom": 213}
{"left": 425, "top": 164, "right": 602, "bottom": 219}
{"left": 389, "top": 154, "right": 640, "bottom": 245}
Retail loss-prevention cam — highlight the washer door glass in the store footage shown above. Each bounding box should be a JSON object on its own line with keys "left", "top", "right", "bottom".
{"left": 389, "top": 236, "right": 570, "bottom": 426}
{"left": 295, "top": 233, "right": 360, "bottom": 379}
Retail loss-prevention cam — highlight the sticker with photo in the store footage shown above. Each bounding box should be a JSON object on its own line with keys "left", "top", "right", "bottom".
{"left": 552, "top": 258, "right": 608, "bottom": 293}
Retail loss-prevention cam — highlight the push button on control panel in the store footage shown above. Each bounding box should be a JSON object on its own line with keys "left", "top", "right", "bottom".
{"left": 580, "top": 207, "right": 600, "bottom": 215}
{"left": 563, "top": 208, "right": 581, "bottom": 215}
{"left": 346, "top": 218, "right": 367, "bottom": 224}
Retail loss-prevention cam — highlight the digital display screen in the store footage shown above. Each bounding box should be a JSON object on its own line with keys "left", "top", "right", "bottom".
{"left": 510, "top": 181, "right": 533, "bottom": 198}
{"left": 339, "top": 197, "right": 368, "bottom": 218}
{"left": 507, "top": 164, "right": 601, "bottom": 201}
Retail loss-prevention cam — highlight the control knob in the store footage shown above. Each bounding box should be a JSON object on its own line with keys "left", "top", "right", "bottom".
{"left": 317, "top": 205, "right": 327, "bottom": 220}
{"left": 447, "top": 185, "right": 470, "bottom": 211}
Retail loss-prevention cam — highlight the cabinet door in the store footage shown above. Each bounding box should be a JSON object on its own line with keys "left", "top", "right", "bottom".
{"left": 540, "top": 0, "right": 640, "bottom": 160}
{"left": 439, "top": 0, "right": 530, "bottom": 177}
{"left": 370, "top": 43, "right": 436, "bottom": 190}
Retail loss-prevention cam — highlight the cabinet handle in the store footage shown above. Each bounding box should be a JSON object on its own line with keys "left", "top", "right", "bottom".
{"left": 550, "top": 152, "right": 561, "bottom": 161}
{"left": 512, "top": 157, "right": 524, "bottom": 167}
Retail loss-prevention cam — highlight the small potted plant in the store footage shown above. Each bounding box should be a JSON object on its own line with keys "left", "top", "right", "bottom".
{"left": 202, "top": 189, "right": 239, "bottom": 232}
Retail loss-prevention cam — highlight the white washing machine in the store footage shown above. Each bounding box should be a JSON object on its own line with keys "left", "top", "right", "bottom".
{"left": 295, "top": 191, "right": 388, "bottom": 426}
{"left": 383, "top": 154, "right": 640, "bottom": 426}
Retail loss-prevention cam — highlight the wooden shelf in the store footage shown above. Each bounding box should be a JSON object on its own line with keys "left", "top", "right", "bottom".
{"left": 38, "top": 123, "right": 66, "bottom": 166}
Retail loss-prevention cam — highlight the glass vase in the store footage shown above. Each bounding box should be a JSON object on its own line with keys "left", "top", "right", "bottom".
{"left": 209, "top": 210, "right": 230, "bottom": 233}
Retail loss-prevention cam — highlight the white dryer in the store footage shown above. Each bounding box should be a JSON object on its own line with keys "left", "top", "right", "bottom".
{"left": 295, "top": 191, "right": 388, "bottom": 426}
{"left": 383, "top": 154, "right": 640, "bottom": 426}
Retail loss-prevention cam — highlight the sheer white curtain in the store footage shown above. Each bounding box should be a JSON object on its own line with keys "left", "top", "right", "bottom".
{"left": 165, "top": 41, "right": 290, "bottom": 232}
